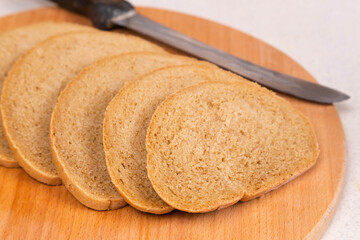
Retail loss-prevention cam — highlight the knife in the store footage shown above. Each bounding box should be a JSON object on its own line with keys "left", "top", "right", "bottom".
{"left": 49, "top": 0, "right": 350, "bottom": 104}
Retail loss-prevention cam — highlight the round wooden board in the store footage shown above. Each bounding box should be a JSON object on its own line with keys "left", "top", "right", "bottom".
{"left": 0, "top": 7, "right": 345, "bottom": 240}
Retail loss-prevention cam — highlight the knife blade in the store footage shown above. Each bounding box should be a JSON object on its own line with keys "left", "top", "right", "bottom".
{"left": 50, "top": 0, "right": 350, "bottom": 104}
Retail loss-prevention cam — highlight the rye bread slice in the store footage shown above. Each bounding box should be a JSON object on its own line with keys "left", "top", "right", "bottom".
{"left": 103, "top": 65, "right": 244, "bottom": 214}
{"left": 146, "top": 81, "right": 319, "bottom": 213}
{"left": 1, "top": 31, "right": 167, "bottom": 186}
{"left": 50, "top": 52, "right": 198, "bottom": 210}
{"left": 0, "top": 21, "right": 93, "bottom": 168}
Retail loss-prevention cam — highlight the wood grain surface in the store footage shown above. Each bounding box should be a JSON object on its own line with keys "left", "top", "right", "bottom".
{"left": 0, "top": 7, "right": 345, "bottom": 240}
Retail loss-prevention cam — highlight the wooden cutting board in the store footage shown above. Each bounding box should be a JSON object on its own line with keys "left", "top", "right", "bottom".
{"left": 0, "top": 7, "right": 345, "bottom": 240}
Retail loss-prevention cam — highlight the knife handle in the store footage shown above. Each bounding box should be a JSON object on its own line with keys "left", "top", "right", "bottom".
{"left": 50, "top": 0, "right": 131, "bottom": 30}
{"left": 91, "top": 1, "right": 135, "bottom": 30}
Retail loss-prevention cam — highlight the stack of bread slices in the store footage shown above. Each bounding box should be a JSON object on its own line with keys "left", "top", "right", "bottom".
{"left": 0, "top": 22, "right": 319, "bottom": 214}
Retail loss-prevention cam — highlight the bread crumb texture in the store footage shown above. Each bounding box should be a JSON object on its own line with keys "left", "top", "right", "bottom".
{"left": 51, "top": 52, "right": 198, "bottom": 210}
{"left": 1, "top": 30, "right": 167, "bottom": 185}
{"left": 146, "top": 81, "right": 319, "bottom": 213}
{"left": 0, "top": 21, "right": 93, "bottom": 168}
{"left": 103, "top": 65, "right": 247, "bottom": 213}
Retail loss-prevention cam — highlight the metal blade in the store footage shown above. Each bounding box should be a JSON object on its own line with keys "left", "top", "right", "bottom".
{"left": 113, "top": 13, "right": 349, "bottom": 104}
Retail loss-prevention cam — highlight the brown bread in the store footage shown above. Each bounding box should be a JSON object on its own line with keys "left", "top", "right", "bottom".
{"left": 1, "top": 31, "right": 167, "bottom": 186}
{"left": 0, "top": 21, "right": 93, "bottom": 168}
{"left": 103, "top": 65, "right": 243, "bottom": 214}
{"left": 146, "top": 82, "right": 319, "bottom": 213}
{"left": 50, "top": 52, "right": 198, "bottom": 210}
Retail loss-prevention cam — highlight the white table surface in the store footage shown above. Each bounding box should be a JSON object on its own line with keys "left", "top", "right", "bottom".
{"left": 0, "top": 0, "right": 359, "bottom": 239}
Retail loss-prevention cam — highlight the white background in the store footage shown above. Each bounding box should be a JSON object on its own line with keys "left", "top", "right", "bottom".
{"left": 0, "top": 0, "right": 359, "bottom": 238}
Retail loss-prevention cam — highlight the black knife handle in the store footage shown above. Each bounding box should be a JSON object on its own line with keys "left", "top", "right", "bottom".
{"left": 50, "top": 0, "right": 133, "bottom": 30}
{"left": 91, "top": 1, "right": 135, "bottom": 30}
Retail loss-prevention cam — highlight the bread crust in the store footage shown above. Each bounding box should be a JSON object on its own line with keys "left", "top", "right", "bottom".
{"left": 2, "top": 115, "right": 61, "bottom": 184}
{"left": 50, "top": 138, "right": 127, "bottom": 210}
{"left": 0, "top": 153, "right": 19, "bottom": 168}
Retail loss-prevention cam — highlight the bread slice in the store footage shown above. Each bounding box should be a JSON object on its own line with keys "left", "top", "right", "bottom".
{"left": 0, "top": 21, "right": 94, "bottom": 168}
{"left": 1, "top": 31, "right": 167, "bottom": 186}
{"left": 146, "top": 81, "right": 319, "bottom": 213}
{"left": 50, "top": 52, "right": 199, "bottom": 210}
{"left": 103, "top": 65, "right": 244, "bottom": 214}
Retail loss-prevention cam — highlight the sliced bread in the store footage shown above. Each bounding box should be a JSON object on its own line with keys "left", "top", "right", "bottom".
{"left": 103, "top": 65, "right": 244, "bottom": 214}
{"left": 50, "top": 52, "right": 199, "bottom": 210}
{"left": 1, "top": 31, "right": 167, "bottom": 186}
{"left": 146, "top": 81, "right": 319, "bottom": 213}
{"left": 0, "top": 21, "right": 94, "bottom": 168}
